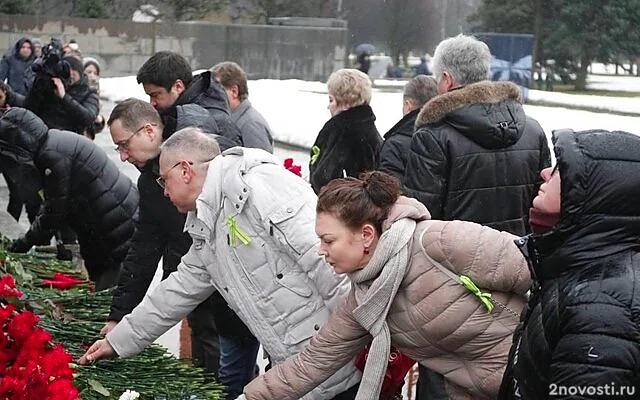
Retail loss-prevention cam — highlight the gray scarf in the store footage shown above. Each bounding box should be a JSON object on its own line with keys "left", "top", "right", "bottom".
{"left": 348, "top": 218, "right": 416, "bottom": 400}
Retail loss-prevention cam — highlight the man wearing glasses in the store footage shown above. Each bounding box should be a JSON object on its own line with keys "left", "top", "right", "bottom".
{"left": 104, "top": 98, "right": 256, "bottom": 394}
{"left": 80, "top": 127, "right": 362, "bottom": 400}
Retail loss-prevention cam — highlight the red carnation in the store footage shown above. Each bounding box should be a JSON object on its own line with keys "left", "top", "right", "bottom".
{"left": 7, "top": 311, "right": 39, "bottom": 346}
{"left": 0, "top": 274, "right": 23, "bottom": 298}
{"left": 284, "top": 158, "right": 302, "bottom": 177}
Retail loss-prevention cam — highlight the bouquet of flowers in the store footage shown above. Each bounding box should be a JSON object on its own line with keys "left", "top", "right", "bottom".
{"left": 0, "top": 274, "right": 80, "bottom": 400}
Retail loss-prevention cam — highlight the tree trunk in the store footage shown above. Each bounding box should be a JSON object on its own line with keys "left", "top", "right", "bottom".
{"left": 574, "top": 54, "right": 590, "bottom": 90}
{"left": 532, "top": 0, "right": 542, "bottom": 87}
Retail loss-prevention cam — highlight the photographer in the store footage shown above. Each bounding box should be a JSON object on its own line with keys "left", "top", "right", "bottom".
{"left": 1, "top": 39, "right": 99, "bottom": 135}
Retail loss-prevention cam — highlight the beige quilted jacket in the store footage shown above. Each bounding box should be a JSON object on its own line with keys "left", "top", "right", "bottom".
{"left": 244, "top": 197, "right": 531, "bottom": 399}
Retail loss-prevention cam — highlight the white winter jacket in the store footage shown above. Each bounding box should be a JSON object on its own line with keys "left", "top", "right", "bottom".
{"left": 107, "top": 147, "right": 361, "bottom": 398}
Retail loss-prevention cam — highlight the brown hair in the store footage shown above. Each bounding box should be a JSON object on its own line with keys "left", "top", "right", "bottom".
{"left": 403, "top": 75, "right": 438, "bottom": 109}
{"left": 211, "top": 61, "right": 249, "bottom": 102}
{"left": 107, "top": 97, "right": 163, "bottom": 133}
{"left": 317, "top": 171, "right": 401, "bottom": 234}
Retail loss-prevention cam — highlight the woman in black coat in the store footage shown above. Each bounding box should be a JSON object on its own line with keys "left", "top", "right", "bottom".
{"left": 499, "top": 129, "right": 640, "bottom": 399}
{"left": 309, "top": 68, "right": 381, "bottom": 194}
{"left": 1, "top": 108, "right": 138, "bottom": 290}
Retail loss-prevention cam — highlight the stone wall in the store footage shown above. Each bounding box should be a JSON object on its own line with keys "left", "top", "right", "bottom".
{"left": 0, "top": 15, "right": 348, "bottom": 80}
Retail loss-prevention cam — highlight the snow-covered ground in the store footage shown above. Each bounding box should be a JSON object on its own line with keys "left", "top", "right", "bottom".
{"left": 101, "top": 75, "right": 640, "bottom": 155}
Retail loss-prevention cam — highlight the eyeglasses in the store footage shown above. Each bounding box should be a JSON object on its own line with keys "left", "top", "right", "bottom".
{"left": 156, "top": 158, "right": 213, "bottom": 189}
{"left": 113, "top": 123, "right": 157, "bottom": 153}
{"left": 156, "top": 161, "right": 187, "bottom": 189}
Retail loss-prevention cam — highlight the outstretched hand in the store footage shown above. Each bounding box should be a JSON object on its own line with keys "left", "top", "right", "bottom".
{"left": 77, "top": 338, "right": 116, "bottom": 365}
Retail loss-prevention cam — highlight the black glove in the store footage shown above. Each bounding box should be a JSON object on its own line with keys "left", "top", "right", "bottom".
{"left": 9, "top": 237, "right": 32, "bottom": 253}
{"left": 56, "top": 247, "right": 73, "bottom": 261}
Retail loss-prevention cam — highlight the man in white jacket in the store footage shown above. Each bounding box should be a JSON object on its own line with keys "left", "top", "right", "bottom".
{"left": 79, "top": 127, "right": 361, "bottom": 399}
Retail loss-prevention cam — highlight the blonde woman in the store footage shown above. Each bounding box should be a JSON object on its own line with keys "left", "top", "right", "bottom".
{"left": 309, "top": 68, "right": 381, "bottom": 194}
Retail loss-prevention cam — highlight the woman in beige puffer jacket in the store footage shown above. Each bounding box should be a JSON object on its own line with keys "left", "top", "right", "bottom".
{"left": 241, "top": 171, "right": 531, "bottom": 400}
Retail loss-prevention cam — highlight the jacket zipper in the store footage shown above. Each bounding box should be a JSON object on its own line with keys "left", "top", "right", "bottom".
{"left": 269, "top": 221, "right": 301, "bottom": 256}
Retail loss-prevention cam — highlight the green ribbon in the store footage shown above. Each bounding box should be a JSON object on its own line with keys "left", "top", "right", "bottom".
{"left": 227, "top": 216, "right": 251, "bottom": 247}
{"left": 460, "top": 275, "right": 494, "bottom": 313}
{"left": 310, "top": 145, "right": 320, "bottom": 165}
{"left": 38, "top": 189, "right": 45, "bottom": 201}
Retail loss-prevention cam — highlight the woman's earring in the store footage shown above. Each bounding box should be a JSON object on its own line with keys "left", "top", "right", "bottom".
{"left": 363, "top": 246, "right": 369, "bottom": 255}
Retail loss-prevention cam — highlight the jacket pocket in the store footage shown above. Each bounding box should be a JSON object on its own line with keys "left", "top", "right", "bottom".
{"left": 268, "top": 197, "right": 311, "bottom": 256}
{"left": 284, "top": 319, "right": 320, "bottom": 346}
{"left": 276, "top": 273, "right": 312, "bottom": 297}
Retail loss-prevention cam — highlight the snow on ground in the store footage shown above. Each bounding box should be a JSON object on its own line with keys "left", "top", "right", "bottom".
{"left": 101, "top": 75, "right": 640, "bottom": 155}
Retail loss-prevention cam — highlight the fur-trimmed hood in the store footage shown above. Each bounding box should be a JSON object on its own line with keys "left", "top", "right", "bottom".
{"left": 416, "top": 81, "right": 526, "bottom": 149}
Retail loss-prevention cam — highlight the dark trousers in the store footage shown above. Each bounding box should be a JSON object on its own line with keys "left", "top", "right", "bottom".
{"left": 416, "top": 365, "right": 448, "bottom": 400}
{"left": 218, "top": 335, "right": 260, "bottom": 399}
{"left": 187, "top": 294, "right": 222, "bottom": 377}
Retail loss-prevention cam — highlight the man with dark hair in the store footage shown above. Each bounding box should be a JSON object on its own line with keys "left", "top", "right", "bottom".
{"left": 211, "top": 61, "right": 273, "bottom": 152}
{"left": 378, "top": 75, "right": 437, "bottom": 180}
{"left": 102, "top": 97, "right": 251, "bottom": 392}
{"left": 136, "top": 51, "right": 242, "bottom": 146}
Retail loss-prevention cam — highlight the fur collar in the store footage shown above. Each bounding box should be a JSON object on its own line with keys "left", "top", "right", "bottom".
{"left": 416, "top": 81, "right": 523, "bottom": 127}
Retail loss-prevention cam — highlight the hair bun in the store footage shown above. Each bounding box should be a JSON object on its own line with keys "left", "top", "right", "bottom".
{"left": 361, "top": 171, "right": 401, "bottom": 207}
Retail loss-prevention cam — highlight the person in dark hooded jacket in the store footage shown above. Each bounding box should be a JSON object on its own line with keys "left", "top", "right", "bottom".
{"left": 404, "top": 34, "right": 550, "bottom": 236}
{"left": 499, "top": 129, "right": 640, "bottom": 399}
{"left": 404, "top": 34, "right": 551, "bottom": 400}
{"left": 377, "top": 75, "right": 437, "bottom": 180}
{"left": 0, "top": 38, "right": 35, "bottom": 96}
{"left": 309, "top": 68, "right": 382, "bottom": 194}
{"left": 1, "top": 55, "right": 100, "bottom": 135}
{"left": 135, "top": 51, "right": 243, "bottom": 147}
{"left": 1, "top": 107, "right": 138, "bottom": 290}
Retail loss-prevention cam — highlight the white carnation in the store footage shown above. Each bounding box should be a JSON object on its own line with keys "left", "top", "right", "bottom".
{"left": 118, "top": 389, "right": 141, "bottom": 400}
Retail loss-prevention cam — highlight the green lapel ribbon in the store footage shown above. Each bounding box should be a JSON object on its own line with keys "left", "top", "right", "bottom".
{"left": 38, "top": 189, "right": 45, "bottom": 201}
{"left": 310, "top": 145, "right": 320, "bottom": 165}
{"left": 460, "top": 275, "right": 494, "bottom": 313}
{"left": 227, "top": 216, "right": 251, "bottom": 247}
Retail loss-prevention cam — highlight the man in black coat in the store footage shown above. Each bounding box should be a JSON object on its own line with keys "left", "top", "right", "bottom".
{"left": 403, "top": 34, "right": 551, "bottom": 400}
{"left": 499, "top": 129, "right": 640, "bottom": 399}
{"left": 104, "top": 98, "right": 255, "bottom": 392}
{"left": 0, "top": 108, "right": 138, "bottom": 290}
{"left": 135, "top": 51, "right": 242, "bottom": 147}
{"left": 377, "top": 75, "right": 437, "bottom": 180}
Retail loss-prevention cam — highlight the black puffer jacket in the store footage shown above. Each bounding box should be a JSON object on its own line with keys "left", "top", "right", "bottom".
{"left": 377, "top": 108, "right": 419, "bottom": 180}
{"left": 10, "top": 74, "right": 99, "bottom": 135}
{"left": 163, "top": 70, "right": 243, "bottom": 146}
{"left": 499, "top": 129, "right": 640, "bottom": 399}
{"left": 309, "top": 104, "right": 382, "bottom": 194}
{"left": 0, "top": 108, "right": 137, "bottom": 276}
{"left": 109, "top": 104, "right": 253, "bottom": 339}
{"left": 0, "top": 38, "right": 34, "bottom": 95}
{"left": 403, "top": 81, "right": 551, "bottom": 235}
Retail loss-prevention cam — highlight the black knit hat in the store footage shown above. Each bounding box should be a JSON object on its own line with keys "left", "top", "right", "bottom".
{"left": 63, "top": 56, "right": 84, "bottom": 74}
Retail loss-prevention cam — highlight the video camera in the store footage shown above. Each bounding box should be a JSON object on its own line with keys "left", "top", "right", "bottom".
{"left": 31, "top": 38, "right": 70, "bottom": 80}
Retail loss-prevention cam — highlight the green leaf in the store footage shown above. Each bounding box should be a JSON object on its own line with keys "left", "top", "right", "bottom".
{"left": 87, "top": 379, "right": 111, "bottom": 397}
{"left": 11, "top": 260, "right": 34, "bottom": 283}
